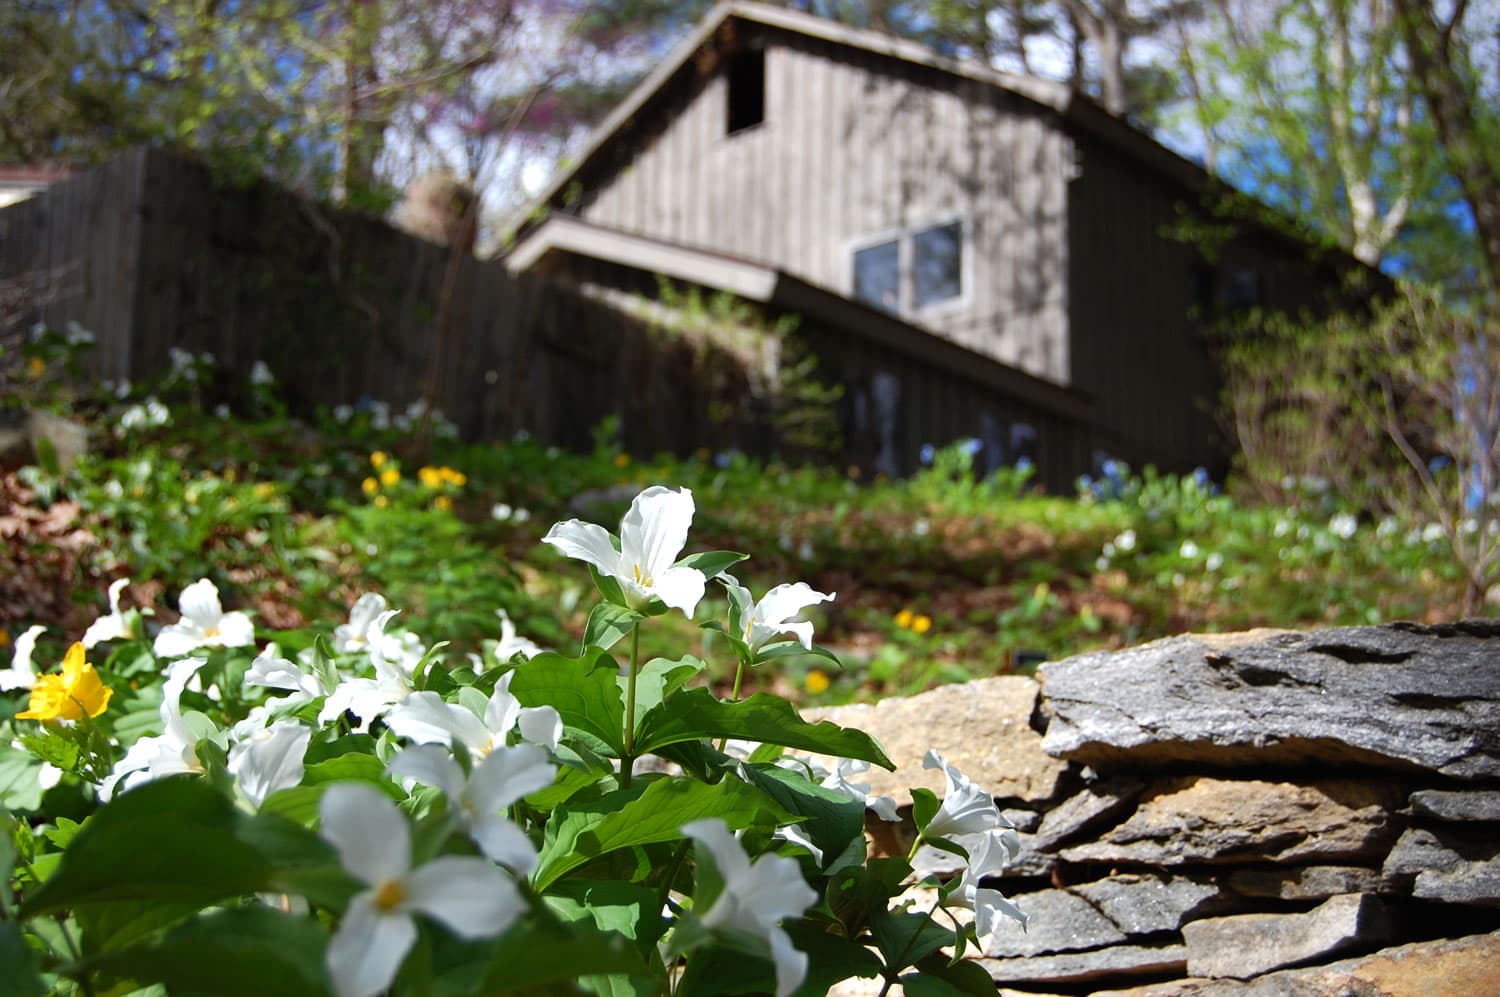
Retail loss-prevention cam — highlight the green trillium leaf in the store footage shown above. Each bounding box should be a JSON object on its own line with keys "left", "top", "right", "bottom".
{"left": 675, "top": 550, "right": 748, "bottom": 578}
{"left": 584, "top": 602, "right": 644, "bottom": 651}
{"left": 508, "top": 648, "right": 627, "bottom": 757}
{"left": 633, "top": 689, "right": 894, "bottom": 769}
{"left": 532, "top": 775, "right": 788, "bottom": 891}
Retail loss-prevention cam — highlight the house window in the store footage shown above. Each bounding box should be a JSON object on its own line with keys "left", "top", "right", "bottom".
{"left": 912, "top": 221, "right": 962, "bottom": 309}
{"left": 853, "top": 239, "right": 901, "bottom": 312}
{"left": 852, "top": 219, "right": 965, "bottom": 315}
{"left": 727, "top": 48, "right": 765, "bottom": 134}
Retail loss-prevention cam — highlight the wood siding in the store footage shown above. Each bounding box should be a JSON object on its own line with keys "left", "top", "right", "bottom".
{"left": 574, "top": 29, "right": 1072, "bottom": 384}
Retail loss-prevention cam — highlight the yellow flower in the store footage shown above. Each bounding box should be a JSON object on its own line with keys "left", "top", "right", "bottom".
{"left": 0, "top": 629, "right": 9, "bottom": 647}
{"left": 433, "top": 495, "right": 453, "bottom": 512}
{"left": 380, "top": 468, "right": 400, "bottom": 487}
{"left": 362, "top": 477, "right": 379, "bottom": 496}
{"left": 911, "top": 614, "right": 933, "bottom": 636}
{"left": 369, "top": 451, "right": 388, "bottom": 469}
{"left": 27, "top": 356, "right": 46, "bottom": 379}
{"left": 253, "top": 482, "right": 276, "bottom": 500}
{"left": 374, "top": 495, "right": 390, "bottom": 509}
{"left": 443, "top": 468, "right": 466, "bottom": 487}
{"left": 804, "top": 669, "right": 831, "bottom": 695}
{"left": 613, "top": 453, "right": 631, "bottom": 468}
{"left": 418, "top": 466, "right": 442, "bottom": 489}
{"left": 894, "top": 609, "right": 913, "bottom": 630}
{"left": 18, "top": 642, "right": 112, "bottom": 721}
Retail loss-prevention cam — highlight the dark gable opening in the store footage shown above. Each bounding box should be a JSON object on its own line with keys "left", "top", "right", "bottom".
{"left": 727, "top": 48, "right": 766, "bottom": 135}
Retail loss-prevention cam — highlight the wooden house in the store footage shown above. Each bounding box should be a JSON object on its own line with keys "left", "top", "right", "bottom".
{"left": 506, "top": 1, "right": 1360, "bottom": 485}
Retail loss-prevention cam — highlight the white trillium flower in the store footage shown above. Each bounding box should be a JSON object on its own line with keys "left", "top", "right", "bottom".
{"left": 153, "top": 579, "right": 255, "bottom": 657}
{"left": 949, "top": 827, "right": 1028, "bottom": 948}
{"left": 1, "top": 625, "right": 47, "bottom": 691}
{"left": 682, "top": 818, "right": 818, "bottom": 997}
{"left": 333, "top": 594, "right": 389, "bottom": 654}
{"left": 721, "top": 575, "right": 835, "bottom": 655}
{"left": 100, "top": 658, "right": 212, "bottom": 800}
{"left": 781, "top": 753, "right": 900, "bottom": 823}
{"left": 319, "top": 611, "right": 422, "bottom": 730}
{"left": 922, "top": 749, "right": 1003, "bottom": 839}
{"left": 320, "top": 783, "right": 525, "bottom": 997}
{"left": 543, "top": 485, "right": 707, "bottom": 615}
{"left": 387, "top": 742, "right": 556, "bottom": 872}
{"left": 493, "top": 609, "right": 543, "bottom": 661}
{"left": 385, "top": 672, "right": 561, "bottom": 755}
{"left": 228, "top": 719, "right": 311, "bottom": 807}
{"left": 82, "top": 579, "right": 133, "bottom": 648}
{"left": 244, "top": 644, "right": 329, "bottom": 702}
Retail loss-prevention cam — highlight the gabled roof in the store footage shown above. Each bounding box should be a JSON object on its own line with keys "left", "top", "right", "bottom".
{"left": 513, "top": 0, "right": 1210, "bottom": 235}
{"left": 508, "top": 214, "right": 1091, "bottom": 423}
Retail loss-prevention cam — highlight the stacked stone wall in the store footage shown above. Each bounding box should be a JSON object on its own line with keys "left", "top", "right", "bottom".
{"left": 813, "top": 621, "right": 1500, "bottom": 995}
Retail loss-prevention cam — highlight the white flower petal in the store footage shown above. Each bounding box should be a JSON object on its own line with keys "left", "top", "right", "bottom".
{"left": 385, "top": 744, "right": 465, "bottom": 800}
{"left": 469, "top": 814, "right": 540, "bottom": 873}
{"left": 215, "top": 611, "right": 256, "bottom": 647}
{"left": 386, "top": 691, "right": 489, "bottom": 752}
{"left": 403, "top": 856, "right": 524, "bottom": 939}
{"left": 466, "top": 743, "right": 556, "bottom": 814}
{"left": 768, "top": 925, "right": 809, "bottom": 997}
{"left": 516, "top": 706, "right": 562, "bottom": 751}
{"left": 922, "top": 750, "right": 1001, "bottom": 839}
{"left": 177, "top": 578, "right": 223, "bottom": 629}
{"left": 326, "top": 893, "right": 415, "bottom": 997}
{"left": 620, "top": 486, "right": 694, "bottom": 578}
{"left": 541, "top": 520, "right": 621, "bottom": 575}
{"left": 0, "top": 625, "right": 45, "bottom": 690}
{"left": 320, "top": 783, "right": 411, "bottom": 886}
{"left": 651, "top": 565, "right": 707, "bottom": 617}
{"left": 228, "top": 720, "right": 310, "bottom": 807}
{"left": 682, "top": 818, "right": 752, "bottom": 890}
{"left": 152, "top": 625, "right": 205, "bottom": 658}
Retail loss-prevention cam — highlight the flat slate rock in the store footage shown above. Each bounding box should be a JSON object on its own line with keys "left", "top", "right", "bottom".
{"left": 1383, "top": 826, "right": 1500, "bottom": 907}
{"left": 1182, "top": 893, "right": 1390, "bottom": 979}
{"left": 1058, "top": 777, "right": 1402, "bottom": 866}
{"left": 979, "top": 944, "right": 1188, "bottom": 985}
{"left": 1033, "top": 776, "right": 1145, "bottom": 852}
{"left": 981, "top": 874, "right": 1229, "bottom": 959}
{"left": 1228, "top": 865, "right": 1384, "bottom": 901}
{"left": 1039, "top": 622, "right": 1500, "bottom": 779}
{"left": 1409, "top": 789, "right": 1500, "bottom": 822}
{"left": 807, "top": 676, "right": 1067, "bottom": 804}
{"left": 1096, "top": 929, "right": 1500, "bottom": 996}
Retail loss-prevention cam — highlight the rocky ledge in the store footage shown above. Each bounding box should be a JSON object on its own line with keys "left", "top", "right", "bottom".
{"left": 812, "top": 621, "right": 1500, "bottom": 995}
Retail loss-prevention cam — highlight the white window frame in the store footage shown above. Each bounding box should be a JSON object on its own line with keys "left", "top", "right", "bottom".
{"left": 847, "top": 214, "right": 971, "bottom": 319}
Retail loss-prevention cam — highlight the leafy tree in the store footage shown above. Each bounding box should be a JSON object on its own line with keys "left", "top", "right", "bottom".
{"left": 1392, "top": 0, "right": 1500, "bottom": 298}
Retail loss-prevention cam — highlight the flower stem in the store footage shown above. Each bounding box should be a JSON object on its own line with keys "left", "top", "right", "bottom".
{"left": 621, "top": 625, "right": 640, "bottom": 791}
{"left": 877, "top": 897, "right": 944, "bottom": 997}
{"left": 713, "top": 655, "right": 748, "bottom": 753}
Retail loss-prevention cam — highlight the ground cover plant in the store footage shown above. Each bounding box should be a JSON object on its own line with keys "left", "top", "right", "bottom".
{"left": 2, "top": 486, "right": 1028, "bottom": 997}
{"left": 0, "top": 327, "right": 1492, "bottom": 995}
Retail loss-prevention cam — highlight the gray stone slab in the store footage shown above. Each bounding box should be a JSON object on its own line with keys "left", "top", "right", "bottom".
{"left": 1228, "top": 865, "right": 1384, "bottom": 901}
{"left": 1039, "top": 622, "right": 1500, "bottom": 779}
{"left": 979, "top": 944, "right": 1188, "bottom": 985}
{"left": 1058, "top": 777, "right": 1402, "bottom": 866}
{"left": 1383, "top": 826, "right": 1500, "bottom": 907}
{"left": 1182, "top": 894, "right": 1391, "bottom": 980}
{"left": 1409, "top": 789, "right": 1500, "bottom": 823}
{"left": 1033, "top": 776, "right": 1145, "bottom": 852}
{"left": 1073, "top": 873, "right": 1232, "bottom": 935}
{"left": 1096, "top": 928, "right": 1500, "bottom": 996}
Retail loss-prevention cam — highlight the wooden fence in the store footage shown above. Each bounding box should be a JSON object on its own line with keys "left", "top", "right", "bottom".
{"left": 1, "top": 148, "right": 1090, "bottom": 486}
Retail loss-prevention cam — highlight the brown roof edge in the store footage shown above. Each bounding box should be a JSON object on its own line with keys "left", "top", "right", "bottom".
{"left": 508, "top": 215, "right": 1093, "bottom": 424}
